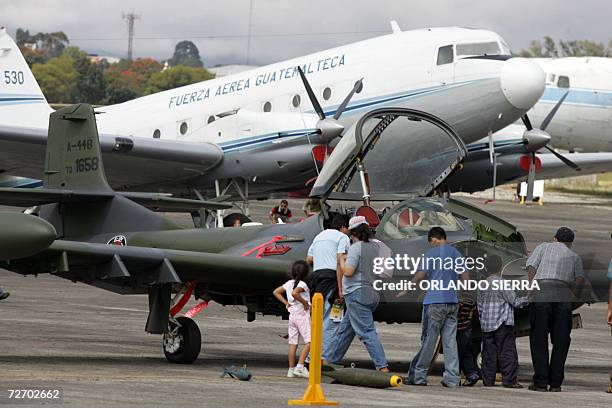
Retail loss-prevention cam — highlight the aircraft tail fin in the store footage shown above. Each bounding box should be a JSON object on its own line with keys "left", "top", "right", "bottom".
{"left": 44, "top": 103, "right": 112, "bottom": 191}
{"left": 0, "top": 27, "right": 52, "bottom": 128}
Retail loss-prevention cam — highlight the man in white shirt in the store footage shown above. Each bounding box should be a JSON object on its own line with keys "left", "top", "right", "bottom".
{"left": 306, "top": 214, "right": 350, "bottom": 362}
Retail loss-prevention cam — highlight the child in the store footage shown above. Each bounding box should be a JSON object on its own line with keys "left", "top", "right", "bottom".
{"left": 477, "top": 255, "right": 529, "bottom": 388}
{"left": 273, "top": 260, "right": 311, "bottom": 378}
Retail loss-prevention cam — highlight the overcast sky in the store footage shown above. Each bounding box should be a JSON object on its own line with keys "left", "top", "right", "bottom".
{"left": 3, "top": 0, "right": 612, "bottom": 66}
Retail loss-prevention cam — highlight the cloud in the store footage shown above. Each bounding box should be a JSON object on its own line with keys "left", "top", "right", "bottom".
{"left": 3, "top": 0, "right": 611, "bottom": 66}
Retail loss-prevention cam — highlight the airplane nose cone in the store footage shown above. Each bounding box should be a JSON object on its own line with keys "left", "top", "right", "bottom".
{"left": 0, "top": 212, "right": 56, "bottom": 260}
{"left": 500, "top": 58, "right": 545, "bottom": 110}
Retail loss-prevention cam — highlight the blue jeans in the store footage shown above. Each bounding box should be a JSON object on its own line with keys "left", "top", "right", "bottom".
{"left": 407, "top": 304, "right": 429, "bottom": 383}
{"left": 327, "top": 287, "right": 388, "bottom": 370}
{"left": 412, "top": 303, "right": 460, "bottom": 387}
{"left": 306, "top": 291, "right": 341, "bottom": 363}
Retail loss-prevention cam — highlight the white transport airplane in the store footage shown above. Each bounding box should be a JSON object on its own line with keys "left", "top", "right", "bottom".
{"left": 492, "top": 57, "right": 612, "bottom": 153}
{"left": 0, "top": 23, "right": 546, "bottom": 202}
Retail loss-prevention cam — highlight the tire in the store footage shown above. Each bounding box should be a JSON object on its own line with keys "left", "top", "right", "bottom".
{"left": 163, "top": 316, "right": 201, "bottom": 364}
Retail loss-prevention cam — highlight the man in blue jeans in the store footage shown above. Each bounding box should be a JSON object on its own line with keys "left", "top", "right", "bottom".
{"left": 306, "top": 214, "right": 351, "bottom": 363}
{"left": 407, "top": 227, "right": 468, "bottom": 388}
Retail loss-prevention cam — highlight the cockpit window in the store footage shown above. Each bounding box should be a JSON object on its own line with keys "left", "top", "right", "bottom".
{"left": 557, "top": 75, "right": 570, "bottom": 88}
{"left": 378, "top": 199, "right": 463, "bottom": 240}
{"left": 437, "top": 45, "right": 454, "bottom": 65}
{"left": 456, "top": 41, "right": 501, "bottom": 57}
{"left": 499, "top": 40, "right": 511, "bottom": 55}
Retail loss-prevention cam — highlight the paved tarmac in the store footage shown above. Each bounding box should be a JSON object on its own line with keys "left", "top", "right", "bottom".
{"left": 0, "top": 196, "right": 611, "bottom": 407}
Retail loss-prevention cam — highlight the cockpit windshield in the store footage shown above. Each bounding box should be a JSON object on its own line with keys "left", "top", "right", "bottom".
{"left": 378, "top": 199, "right": 463, "bottom": 240}
{"left": 456, "top": 41, "right": 502, "bottom": 57}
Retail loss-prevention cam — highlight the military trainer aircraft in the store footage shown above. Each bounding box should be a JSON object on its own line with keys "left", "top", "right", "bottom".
{"left": 1, "top": 104, "right": 607, "bottom": 364}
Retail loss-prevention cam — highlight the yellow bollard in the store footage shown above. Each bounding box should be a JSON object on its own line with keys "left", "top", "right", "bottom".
{"left": 288, "top": 293, "right": 338, "bottom": 406}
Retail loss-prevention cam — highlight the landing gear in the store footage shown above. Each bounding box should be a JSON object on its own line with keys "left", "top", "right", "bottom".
{"left": 162, "top": 316, "right": 201, "bottom": 364}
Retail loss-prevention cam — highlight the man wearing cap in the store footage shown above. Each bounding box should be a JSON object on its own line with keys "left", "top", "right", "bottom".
{"left": 306, "top": 214, "right": 351, "bottom": 363}
{"left": 327, "top": 215, "right": 389, "bottom": 372}
{"left": 526, "top": 227, "right": 584, "bottom": 392}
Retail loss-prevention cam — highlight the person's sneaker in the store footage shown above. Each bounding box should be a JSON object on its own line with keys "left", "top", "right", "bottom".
{"left": 293, "top": 366, "right": 309, "bottom": 378}
{"left": 549, "top": 386, "right": 561, "bottom": 392}
{"left": 0, "top": 292, "right": 9, "bottom": 301}
{"left": 441, "top": 380, "right": 458, "bottom": 389}
{"left": 528, "top": 384, "right": 548, "bottom": 392}
{"left": 503, "top": 383, "right": 524, "bottom": 389}
{"left": 287, "top": 368, "right": 295, "bottom": 378}
{"left": 463, "top": 376, "right": 479, "bottom": 387}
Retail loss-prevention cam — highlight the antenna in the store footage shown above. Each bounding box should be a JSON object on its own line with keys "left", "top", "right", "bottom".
{"left": 122, "top": 12, "right": 141, "bottom": 61}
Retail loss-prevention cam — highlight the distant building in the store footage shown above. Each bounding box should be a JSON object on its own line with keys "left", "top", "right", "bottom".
{"left": 88, "top": 54, "right": 121, "bottom": 65}
{"left": 208, "top": 64, "right": 257, "bottom": 77}
{"left": 22, "top": 42, "right": 37, "bottom": 50}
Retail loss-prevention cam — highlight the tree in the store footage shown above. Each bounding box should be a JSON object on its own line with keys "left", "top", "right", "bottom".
{"left": 61, "top": 47, "right": 106, "bottom": 104}
{"left": 31, "top": 56, "right": 78, "bottom": 103}
{"left": 15, "top": 28, "right": 69, "bottom": 59}
{"left": 144, "top": 65, "right": 214, "bottom": 94}
{"left": 167, "top": 40, "right": 203, "bottom": 68}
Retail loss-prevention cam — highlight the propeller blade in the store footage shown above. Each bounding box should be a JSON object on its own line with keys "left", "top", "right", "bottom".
{"left": 543, "top": 146, "right": 581, "bottom": 171}
{"left": 521, "top": 114, "right": 533, "bottom": 131}
{"left": 540, "top": 90, "right": 570, "bottom": 131}
{"left": 297, "top": 67, "right": 325, "bottom": 120}
{"left": 333, "top": 78, "right": 363, "bottom": 120}
{"left": 525, "top": 153, "right": 536, "bottom": 203}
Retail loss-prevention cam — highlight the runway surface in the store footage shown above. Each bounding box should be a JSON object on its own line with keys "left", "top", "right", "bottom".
{"left": 1, "top": 196, "right": 611, "bottom": 407}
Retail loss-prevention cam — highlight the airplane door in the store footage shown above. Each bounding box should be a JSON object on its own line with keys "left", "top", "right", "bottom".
{"left": 432, "top": 44, "right": 455, "bottom": 86}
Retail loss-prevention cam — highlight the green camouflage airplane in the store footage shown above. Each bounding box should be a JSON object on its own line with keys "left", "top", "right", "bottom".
{"left": 0, "top": 104, "right": 604, "bottom": 364}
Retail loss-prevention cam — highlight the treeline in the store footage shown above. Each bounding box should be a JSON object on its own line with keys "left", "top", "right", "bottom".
{"left": 519, "top": 36, "right": 612, "bottom": 58}
{"left": 16, "top": 29, "right": 214, "bottom": 104}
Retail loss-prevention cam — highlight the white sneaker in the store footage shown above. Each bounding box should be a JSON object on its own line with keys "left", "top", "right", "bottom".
{"left": 287, "top": 368, "right": 295, "bottom": 378}
{"left": 293, "top": 366, "right": 309, "bottom": 378}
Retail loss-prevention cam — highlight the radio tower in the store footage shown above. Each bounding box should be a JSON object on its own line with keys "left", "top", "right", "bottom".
{"left": 122, "top": 12, "right": 140, "bottom": 61}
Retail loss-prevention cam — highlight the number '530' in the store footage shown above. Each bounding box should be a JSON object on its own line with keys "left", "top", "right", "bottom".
{"left": 4, "top": 70, "right": 24, "bottom": 84}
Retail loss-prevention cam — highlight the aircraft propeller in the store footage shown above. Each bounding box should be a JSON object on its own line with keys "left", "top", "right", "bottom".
{"left": 519, "top": 90, "right": 580, "bottom": 202}
{"left": 486, "top": 90, "right": 579, "bottom": 203}
{"left": 297, "top": 66, "right": 363, "bottom": 143}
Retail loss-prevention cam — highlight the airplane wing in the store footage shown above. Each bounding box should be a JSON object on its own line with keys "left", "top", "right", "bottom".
{"left": 445, "top": 151, "right": 612, "bottom": 193}
{"left": 2, "top": 239, "right": 292, "bottom": 293}
{"left": 532, "top": 152, "right": 612, "bottom": 181}
{"left": 0, "top": 125, "right": 224, "bottom": 191}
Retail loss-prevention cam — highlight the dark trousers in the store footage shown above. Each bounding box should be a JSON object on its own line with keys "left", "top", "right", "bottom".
{"left": 482, "top": 324, "right": 519, "bottom": 386}
{"left": 457, "top": 327, "right": 480, "bottom": 379}
{"left": 529, "top": 301, "right": 572, "bottom": 388}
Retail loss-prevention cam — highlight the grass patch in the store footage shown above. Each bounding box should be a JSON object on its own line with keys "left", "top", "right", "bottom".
{"left": 547, "top": 185, "right": 612, "bottom": 198}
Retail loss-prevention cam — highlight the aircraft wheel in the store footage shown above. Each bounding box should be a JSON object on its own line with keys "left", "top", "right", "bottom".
{"left": 163, "top": 316, "right": 201, "bottom": 364}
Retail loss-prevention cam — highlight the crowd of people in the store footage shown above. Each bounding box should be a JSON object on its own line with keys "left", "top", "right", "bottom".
{"left": 272, "top": 216, "right": 612, "bottom": 393}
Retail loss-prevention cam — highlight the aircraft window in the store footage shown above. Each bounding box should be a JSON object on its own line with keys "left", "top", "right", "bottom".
{"left": 456, "top": 41, "right": 501, "bottom": 57}
{"left": 557, "top": 75, "right": 570, "bottom": 88}
{"left": 437, "top": 45, "right": 454, "bottom": 65}
{"left": 323, "top": 87, "right": 332, "bottom": 100}
{"left": 263, "top": 101, "right": 272, "bottom": 112}
{"left": 292, "top": 94, "right": 301, "bottom": 107}
{"left": 180, "top": 122, "right": 188, "bottom": 135}
{"left": 153, "top": 129, "right": 161, "bottom": 139}
{"left": 499, "top": 40, "right": 511, "bottom": 55}
{"left": 546, "top": 74, "right": 557, "bottom": 85}
{"left": 379, "top": 200, "right": 462, "bottom": 240}
{"left": 207, "top": 115, "right": 215, "bottom": 124}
